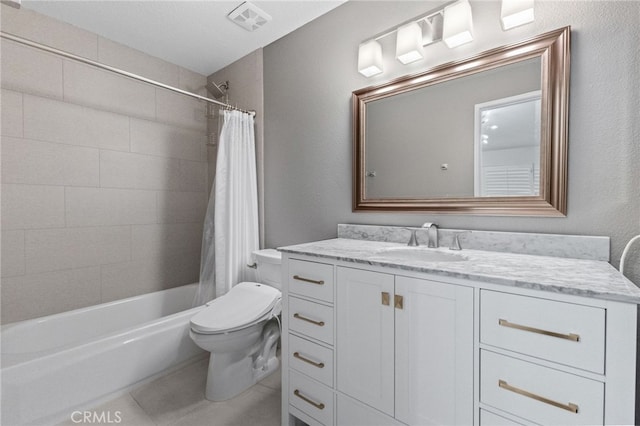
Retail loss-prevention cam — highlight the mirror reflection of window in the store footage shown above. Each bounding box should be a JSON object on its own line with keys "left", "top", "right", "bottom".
{"left": 474, "top": 92, "right": 541, "bottom": 197}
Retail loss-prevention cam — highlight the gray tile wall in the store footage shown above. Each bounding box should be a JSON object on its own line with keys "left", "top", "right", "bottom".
{"left": 1, "top": 5, "right": 208, "bottom": 323}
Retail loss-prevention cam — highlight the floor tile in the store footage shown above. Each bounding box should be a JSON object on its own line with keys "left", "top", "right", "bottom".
{"left": 65, "top": 354, "right": 282, "bottom": 426}
{"left": 258, "top": 367, "right": 282, "bottom": 391}
{"left": 57, "top": 393, "right": 155, "bottom": 426}
{"left": 131, "top": 357, "right": 210, "bottom": 426}
{"left": 169, "top": 385, "right": 280, "bottom": 426}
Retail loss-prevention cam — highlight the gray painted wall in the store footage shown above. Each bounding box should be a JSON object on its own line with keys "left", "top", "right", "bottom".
{"left": 207, "top": 49, "right": 266, "bottom": 247}
{"left": 263, "top": 1, "right": 640, "bottom": 283}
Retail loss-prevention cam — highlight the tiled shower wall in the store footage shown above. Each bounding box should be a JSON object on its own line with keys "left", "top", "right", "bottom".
{"left": 0, "top": 6, "right": 209, "bottom": 323}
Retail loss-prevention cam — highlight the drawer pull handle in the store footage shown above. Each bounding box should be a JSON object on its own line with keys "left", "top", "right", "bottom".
{"left": 498, "top": 319, "right": 580, "bottom": 342}
{"left": 294, "top": 389, "right": 325, "bottom": 410}
{"left": 293, "top": 275, "right": 325, "bottom": 285}
{"left": 293, "top": 352, "right": 325, "bottom": 368}
{"left": 293, "top": 313, "right": 325, "bottom": 327}
{"left": 498, "top": 380, "right": 579, "bottom": 413}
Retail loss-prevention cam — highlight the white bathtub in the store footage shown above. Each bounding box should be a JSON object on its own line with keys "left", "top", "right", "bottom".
{"left": 1, "top": 283, "right": 205, "bottom": 425}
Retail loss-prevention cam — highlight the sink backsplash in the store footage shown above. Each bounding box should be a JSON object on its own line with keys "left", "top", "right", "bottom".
{"left": 337, "top": 224, "right": 609, "bottom": 261}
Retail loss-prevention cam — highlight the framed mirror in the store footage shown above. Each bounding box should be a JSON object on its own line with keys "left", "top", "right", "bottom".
{"left": 352, "top": 27, "right": 570, "bottom": 216}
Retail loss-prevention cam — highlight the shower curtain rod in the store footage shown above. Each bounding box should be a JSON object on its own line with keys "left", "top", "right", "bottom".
{"left": 0, "top": 31, "right": 256, "bottom": 116}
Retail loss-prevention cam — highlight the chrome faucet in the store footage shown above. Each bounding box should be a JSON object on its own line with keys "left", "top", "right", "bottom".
{"left": 421, "top": 222, "right": 438, "bottom": 248}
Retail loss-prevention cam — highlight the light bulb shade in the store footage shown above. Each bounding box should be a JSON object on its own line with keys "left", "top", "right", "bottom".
{"left": 396, "top": 22, "right": 424, "bottom": 64}
{"left": 358, "top": 40, "right": 383, "bottom": 77}
{"left": 443, "top": 0, "right": 474, "bottom": 48}
{"left": 501, "top": 0, "right": 534, "bottom": 30}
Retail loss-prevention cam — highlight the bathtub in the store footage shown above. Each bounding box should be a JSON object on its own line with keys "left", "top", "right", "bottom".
{"left": 1, "top": 283, "right": 205, "bottom": 425}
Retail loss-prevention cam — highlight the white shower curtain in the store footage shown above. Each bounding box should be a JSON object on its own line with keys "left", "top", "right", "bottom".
{"left": 195, "top": 110, "right": 259, "bottom": 304}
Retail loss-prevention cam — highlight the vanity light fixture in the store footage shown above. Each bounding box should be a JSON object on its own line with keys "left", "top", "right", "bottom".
{"left": 357, "top": 0, "right": 534, "bottom": 77}
{"left": 358, "top": 40, "right": 384, "bottom": 77}
{"left": 442, "top": 0, "right": 474, "bottom": 48}
{"left": 357, "top": 10, "right": 444, "bottom": 77}
{"left": 422, "top": 17, "right": 436, "bottom": 45}
{"left": 356, "top": 2, "right": 465, "bottom": 77}
{"left": 396, "top": 22, "right": 424, "bottom": 64}
{"left": 501, "top": 0, "right": 535, "bottom": 30}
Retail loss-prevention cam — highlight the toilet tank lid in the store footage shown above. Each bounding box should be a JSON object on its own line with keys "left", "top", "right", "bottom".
{"left": 253, "top": 249, "right": 281, "bottom": 264}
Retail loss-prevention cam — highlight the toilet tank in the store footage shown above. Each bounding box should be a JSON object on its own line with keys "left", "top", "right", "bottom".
{"left": 253, "top": 249, "right": 282, "bottom": 290}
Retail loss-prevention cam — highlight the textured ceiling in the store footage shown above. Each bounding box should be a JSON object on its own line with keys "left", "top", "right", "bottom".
{"left": 22, "top": 0, "right": 346, "bottom": 76}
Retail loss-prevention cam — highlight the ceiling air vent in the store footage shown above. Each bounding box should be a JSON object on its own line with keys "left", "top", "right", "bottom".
{"left": 228, "top": 2, "right": 272, "bottom": 32}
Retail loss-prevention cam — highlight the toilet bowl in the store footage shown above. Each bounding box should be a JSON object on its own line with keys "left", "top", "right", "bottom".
{"left": 189, "top": 249, "right": 282, "bottom": 401}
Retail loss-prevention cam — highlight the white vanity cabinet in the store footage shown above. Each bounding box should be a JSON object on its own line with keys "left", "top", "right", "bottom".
{"left": 284, "top": 258, "right": 336, "bottom": 426}
{"left": 281, "top": 254, "right": 475, "bottom": 426}
{"left": 336, "top": 267, "right": 474, "bottom": 426}
{"left": 281, "top": 248, "right": 638, "bottom": 426}
{"left": 477, "top": 289, "right": 637, "bottom": 426}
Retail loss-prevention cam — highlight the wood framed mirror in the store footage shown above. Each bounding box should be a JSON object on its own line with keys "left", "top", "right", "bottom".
{"left": 352, "top": 26, "right": 570, "bottom": 216}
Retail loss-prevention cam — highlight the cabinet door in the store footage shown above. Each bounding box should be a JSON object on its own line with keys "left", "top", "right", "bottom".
{"left": 337, "top": 393, "right": 404, "bottom": 426}
{"left": 395, "top": 276, "right": 474, "bottom": 426}
{"left": 337, "top": 267, "right": 395, "bottom": 417}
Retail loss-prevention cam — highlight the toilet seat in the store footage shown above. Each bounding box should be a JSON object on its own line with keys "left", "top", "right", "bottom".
{"left": 190, "top": 282, "right": 281, "bottom": 334}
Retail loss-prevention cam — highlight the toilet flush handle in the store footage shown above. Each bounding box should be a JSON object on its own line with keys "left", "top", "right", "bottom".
{"left": 247, "top": 263, "right": 257, "bottom": 269}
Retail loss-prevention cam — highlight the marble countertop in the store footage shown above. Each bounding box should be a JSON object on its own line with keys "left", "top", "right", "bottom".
{"left": 279, "top": 238, "right": 640, "bottom": 304}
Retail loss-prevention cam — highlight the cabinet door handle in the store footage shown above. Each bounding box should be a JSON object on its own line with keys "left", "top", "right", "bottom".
{"left": 293, "top": 352, "right": 325, "bottom": 368}
{"left": 381, "top": 292, "right": 390, "bottom": 306}
{"left": 498, "top": 380, "right": 579, "bottom": 413}
{"left": 498, "top": 319, "right": 580, "bottom": 342}
{"left": 293, "top": 275, "right": 324, "bottom": 285}
{"left": 293, "top": 313, "right": 325, "bottom": 327}
{"left": 394, "top": 294, "right": 404, "bottom": 310}
{"left": 294, "top": 389, "right": 325, "bottom": 410}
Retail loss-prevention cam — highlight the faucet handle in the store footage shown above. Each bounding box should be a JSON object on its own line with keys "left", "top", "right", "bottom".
{"left": 449, "top": 231, "right": 470, "bottom": 251}
{"left": 404, "top": 228, "right": 419, "bottom": 247}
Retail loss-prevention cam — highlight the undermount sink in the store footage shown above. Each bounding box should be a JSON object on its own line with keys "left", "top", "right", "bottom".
{"left": 374, "top": 247, "right": 468, "bottom": 262}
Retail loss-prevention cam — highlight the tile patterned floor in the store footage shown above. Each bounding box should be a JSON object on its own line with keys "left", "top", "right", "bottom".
{"left": 58, "top": 357, "right": 281, "bottom": 426}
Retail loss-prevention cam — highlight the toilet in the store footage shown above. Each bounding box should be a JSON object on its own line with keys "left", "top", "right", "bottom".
{"left": 189, "top": 249, "right": 282, "bottom": 401}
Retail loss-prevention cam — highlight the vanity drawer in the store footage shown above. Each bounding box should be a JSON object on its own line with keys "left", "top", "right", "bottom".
{"left": 480, "top": 290, "right": 605, "bottom": 373}
{"left": 289, "top": 370, "right": 334, "bottom": 426}
{"left": 289, "top": 259, "right": 334, "bottom": 303}
{"left": 479, "top": 409, "right": 525, "bottom": 426}
{"left": 480, "top": 350, "right": 604, "bottom": 426}
{"left": 289, "top": 296, "right": 334, "bottom": 345}
{"left": 289, "top": 334, "right": 334, "bottom": 387}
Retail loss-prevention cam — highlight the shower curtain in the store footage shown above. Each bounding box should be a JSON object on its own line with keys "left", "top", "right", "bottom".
{"left": 195, "top": 110, "right": 259, "bottom": 305}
